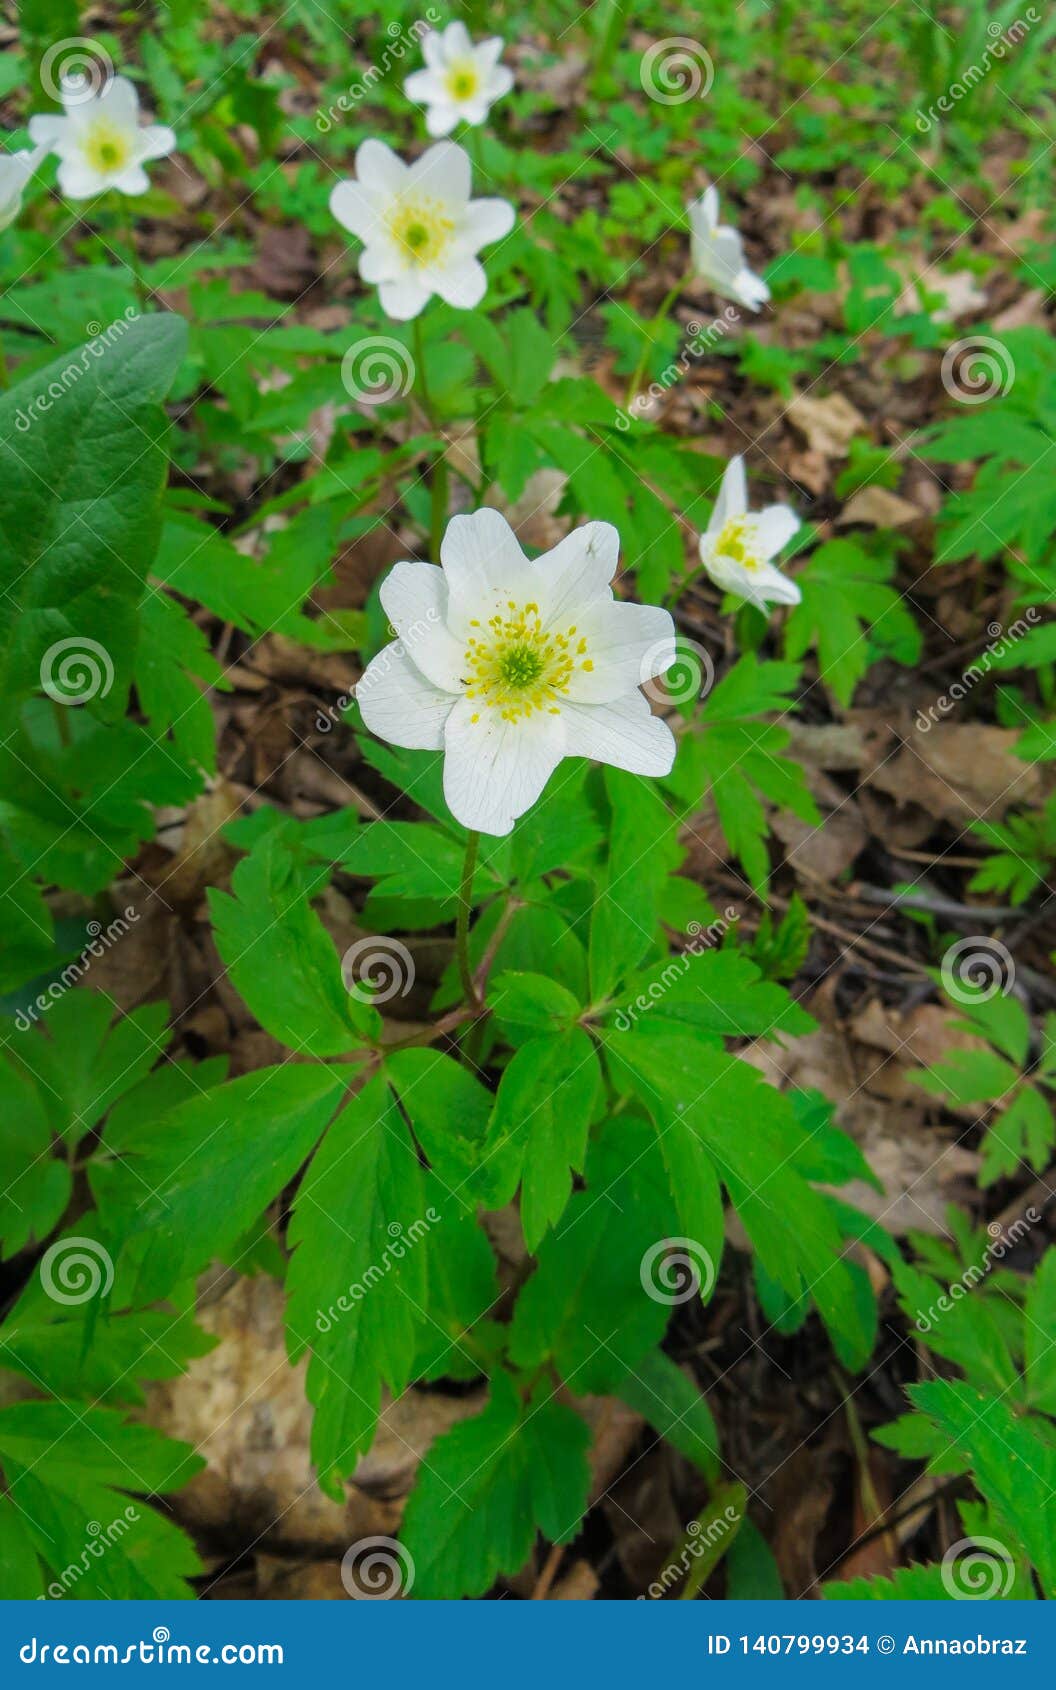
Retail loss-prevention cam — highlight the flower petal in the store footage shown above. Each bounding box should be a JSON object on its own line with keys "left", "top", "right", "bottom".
{"left": 113, "top": 163, "right": 150, "bottom": 195}
{"left": 443, "top": 696, "right": 565, "bottom": 835}
{"left": 709, "top": 456, "right": 747, "bottom": 532}
{"left": 440, "top": 508, "right": 532, "bottom": 628}
{"left": 423, "top": 103, "right": 460, "bottom": 137}
{"left": 560, "top": 692, "right": 676, "bottom": 778}
{"left": 430, "top": 255, "right": 486, "bottom": 309}
{"left": 754, "top": 503, "right": 799, "bottom": 559}
{"left": 357, "top": 643, "right": 454, "bottom": 750}
{"left": 377, "top": 272, "right": 432, "bottom": 320}
{"left": 138, "top": 124, "right": 176, "bottom": 161}
{"left": 355, "top": 137, "right": 407, "bottom": 197}
{"left": 97, "top": 75, "right": 140, "bottom": 125}
{"left": 460, "top": 196, "right": 514, "bottom": 248}
{"left": 28, "top": 114, "right": 67, "bottom": 148}
{"left": 563, "top": 601, "right": 677, "bottom": 703}
{"left": 379, "top": 561, "right": 465, "bottom": 690}
{"left": 410, "top": 140, "right": 470, "bottom": 205}
{"left": 331, "top": 179, "right": 384, "bottom": 242}
{"left": 535, "top": 521, "right": 619, "bottom": 623}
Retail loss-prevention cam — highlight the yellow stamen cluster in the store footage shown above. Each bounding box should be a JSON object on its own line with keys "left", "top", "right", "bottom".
{"left": 462, "top": 601, "right": 593, "bottom": 725}
{"left": 714, "top": 518, "right": 761, "bottom": 571}
{"left": 387, "top": 197, "right": 455, "bottom": 266}
{"left": 445, "top": 62, "right": 481, "bottom": 100}
{"left": 81, "top": 119, "right": 133, "bottom": 176}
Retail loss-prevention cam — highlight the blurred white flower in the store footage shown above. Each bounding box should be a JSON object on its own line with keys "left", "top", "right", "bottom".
{"left": 698, "top": 456, "right": 801, "bottom": 612}
{"left": 29, "top": 75, "right": 175, "bottom": 199}
{"left": 0, "top": 146, "right": 43, "bottom": 230}
{"left": 330, "top": 138, "right": 514, "bottom": 322}
{"left": 357, "top": 509, "right": 677, "bottom": 835}
{"left": 404, "top": 23, "right": 513, "bottom": 137}
{"left": 688, "top": 185, "right": 769, "bottom": 312}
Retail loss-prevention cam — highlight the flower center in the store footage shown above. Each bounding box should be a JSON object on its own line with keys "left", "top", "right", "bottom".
{"left": 445, "top": 62, "right": 480, "bottom": 100}
{"left": 388, "top": 197, "right": 454, "bottom": 266}
{"left": 463, "top": 601, "right": 593, "bottom": 725}
{"left": 82, "top": 119, "right": 133, "bottom": 176}
{"left": 714, "top": 518, "right": 761, "bottom": 570}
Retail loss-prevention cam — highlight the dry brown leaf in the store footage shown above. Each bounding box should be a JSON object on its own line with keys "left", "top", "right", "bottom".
{"left": 837, "top": 486, "right": 922, "bottom": 529}
{"left": 787, "top": 391, "right": 867, "bottom": 457}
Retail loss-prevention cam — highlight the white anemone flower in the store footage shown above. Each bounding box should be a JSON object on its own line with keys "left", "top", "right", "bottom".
{"left": 698, "top": 457, "right": 801, "bottom": 612}
{"left": 357, "top": 509, "right": 678, "bottom": 835}
{"left": 330, "top": 139, "right": 514, "bottom": 322}
{"left": 0, "top": 146, "right": 43, "bottom": 230}
{"left": 28, "top": 75, "right": 176, "bottom": 200}
{"left": 687, "top": 185, "right": 770, "bottom": 313}
{"left": 404, "top": 23, "right": 514, "bottom": 138}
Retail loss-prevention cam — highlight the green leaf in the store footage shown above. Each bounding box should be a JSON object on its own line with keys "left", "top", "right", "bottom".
{"left": 385, "top": 1047, "right": 493, "bottom": 1187}
{"left": 509, "top": 1115, "right": 674, "bottom": 1388}
{"left": 399, "top": 1372, "right": 591, "bottom": 1598}
{"left": 910, "top": 1378, "right": 1056, "bottom": 1595}
{"left": 0, "top": 1400, "right": 202, "bottom": 1599}
{"left": 1025, "top": 1250, "right": 1056, "bottom": 1414}
{"left": 92, "top": 1064, "right": 345, "bottom": 1302}
{"left": 785, "top": 540, "right": 920, "bottom": 706}
{"left": 485, "top": 1029, "right": 601, "bottom": 1243}
{"left": 489, "top": 971, "right": 582, "bottom": 1039}
{"left": 617, "top": 1347, "right": 721, "bottom": 1483}
{"left": 209, "top": 833, "right": 378, "bottom": 1054}
{"left": 0, "top": 314, "right": 187, "bottom": 711}
{"left": 286, "top": 1074, "right": 428, "bottom": 1497}
{"left": 611, "top": 948, "right": 815, "bottom": 1040}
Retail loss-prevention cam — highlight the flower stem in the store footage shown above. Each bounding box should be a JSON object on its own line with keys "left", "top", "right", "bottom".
{"left": 412, "top": 315, "right": 448, "bottom": 558}
{"left": 625, "top": 270, "right": 690, "bottom": 411}
{"left": 456, "top": 829, "right": 481, "bottom": 1008}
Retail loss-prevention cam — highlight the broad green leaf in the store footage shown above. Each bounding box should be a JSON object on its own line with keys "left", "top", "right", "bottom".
{"left": 286, "top": 1075, "right": 428, "bottom": 1498}
{"left": 485, "top": 1029, "right": 601, "bottom": 1243}
{"left": 617, "top": 1347, "right": 721, "bottom": 1483}
{"left": 92, "top": 1064, "right": 345, "bottom": 1302}
{"left": 209, "top": 833, "right": 378, "bottom": 1054}
{"left": 399, "top": 1372, "right": 591, "bottom": 1598}
{"left": 0, "top": 313, "right": 187, "bottom": 711}
{"left": 1025, "top": 1250, "right": 1056, "bottom": 1414}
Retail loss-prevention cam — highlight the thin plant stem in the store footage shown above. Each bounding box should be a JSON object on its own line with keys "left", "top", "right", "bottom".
{"left": 625, "top": 270, "right": 690, "bottom": 410}
{"left": 456, "top": 829, "right": 481, "bottom": 1008}
{"left": 118, "top": 199, "right": 148, "bottom": 310}
{"left": 412, "top": 315, "right": 448, "bottom": 557}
